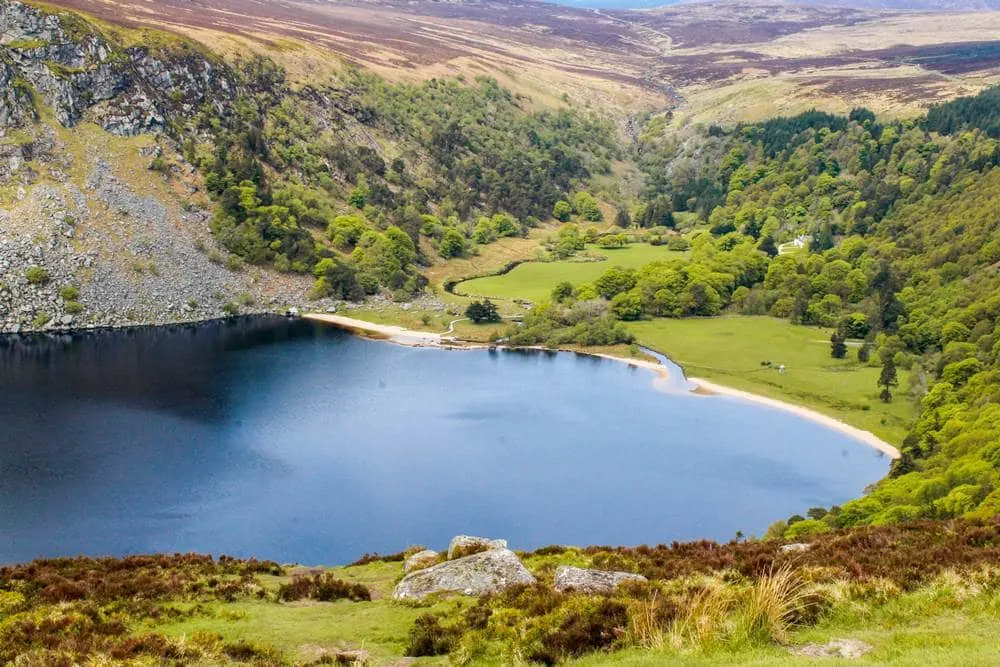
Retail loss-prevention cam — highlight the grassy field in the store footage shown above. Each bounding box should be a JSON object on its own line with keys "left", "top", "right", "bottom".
{"left": 154, "top": 561, "right": 459, "bottom": 664}
{"left": 629, "top": 316, "right": 917, "bottom": 444}
{"left": 456, "top": 244, "right": 689, "bottom": 303}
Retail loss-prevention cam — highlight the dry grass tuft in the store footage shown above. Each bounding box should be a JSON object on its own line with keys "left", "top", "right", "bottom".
{"left": 731, "top": 564, "right": 816, "bottom": 646}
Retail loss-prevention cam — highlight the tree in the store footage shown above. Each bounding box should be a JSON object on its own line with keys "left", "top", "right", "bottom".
{"left": 610, "top": 291, "right": 643, "bottom": 320}
{"left": 878, "top": 355, "right": 898, "bottom": 402}
{"left": 465, "top": 299, "right": 501, "bottom": 324}
{"left": 614, "top": 207, "right": 631, "bottom": 228}
{"left": 595, "top": 266, "right": 637, "bottom": 299}
{"left": 573, "top": 191, "right": 603, "bottom": 222}
{"left": 830, "top": 331, "right": 847, "bottom": 359}
{"left": 858, "top": 340, "right": 873, "bottom": 363}
{"left": 636, "top": 195, "right": 674, "bottom": 228}
{"left": 758, "top": 235, "right": 779, "bottom": 257}
{"left": 553, "top": 200, "right": 573, "bottom": 222}
{"left": 551, "top": 281, "right": 574, "bottom": 303}
{"left": 439, "top": 229, "right": 466, "bottom": 258}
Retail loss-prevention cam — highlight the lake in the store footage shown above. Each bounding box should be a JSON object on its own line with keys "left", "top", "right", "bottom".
{"left": 0, "top": 316, "right": 888, "bottom": 565}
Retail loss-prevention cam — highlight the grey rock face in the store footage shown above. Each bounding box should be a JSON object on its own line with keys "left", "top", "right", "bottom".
{"left": 403, "top": 549, "right": 441, "bottom": 574}
{"left": 392, "top": 548, "right": 535, "bottom": 601}
{"left": 0, "top": 0, "right": 237, "bottom": 135}
{"left": 0, "top": 60, "right": 35, "bottom": 128}
{"left": 552, "top": 565, "right": 647, "bottom": 594}
{"left": 447, "top": 535, "right": 508, "bottom": 560}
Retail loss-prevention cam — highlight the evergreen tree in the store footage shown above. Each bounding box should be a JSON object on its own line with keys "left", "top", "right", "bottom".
{"left": 878, "top": 355, "right": 898, "bottom": 403}
{"left": 830, "top": 331, "right": 847, "bottom": 359}
{"left": 614, "top": 207, "right": 631, "bottom": 228}
{"left": 758, "top": 235, "right": 779, "bottom": 257}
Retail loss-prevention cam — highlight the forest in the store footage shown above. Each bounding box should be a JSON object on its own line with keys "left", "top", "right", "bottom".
{"left": 517, "top": 86, "right": 1000, "bottom": 531}
{"left": 191, "top": 61, "right": 617, "bottom": 300}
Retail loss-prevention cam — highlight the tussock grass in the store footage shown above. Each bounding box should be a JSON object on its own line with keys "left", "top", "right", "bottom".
{"left": 730, "top": 566, "right": 816, "bottom": 646}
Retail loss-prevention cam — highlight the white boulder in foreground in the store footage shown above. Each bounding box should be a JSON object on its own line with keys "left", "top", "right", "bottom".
{"left": 403, "top": 549, "right": 441, "bottom": 574}
{"left": 553, "top": 565, "right": 647, "bottom": 594}
{"left": 392, "top": 548, "right": 535, "bottom": 600}
{"left": 447, "top": 535, "right": 508, "bottom": 560}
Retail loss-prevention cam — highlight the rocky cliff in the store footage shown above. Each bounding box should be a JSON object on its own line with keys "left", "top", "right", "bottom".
{"left": 0, "top": 0, "right": 307, "bottom": 333}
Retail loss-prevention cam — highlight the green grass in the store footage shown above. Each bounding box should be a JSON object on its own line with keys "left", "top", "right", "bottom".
{"left": 456, "top": 243, "right": 689, "bottom": 303}
{"left": 155, "top": 561, "right": 456, "bottom": 664}
{"left": 629, "top": 316, "right": 917, "bottom": 444}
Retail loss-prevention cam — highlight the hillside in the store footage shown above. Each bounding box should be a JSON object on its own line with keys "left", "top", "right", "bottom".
{"left": 4, "top": 520, "right": 1000, "bottom": 664}
{"left": 0, "top": 0, "right": 621, "bottom": 332}
{"left": 21, "top": 0, "right": 1000, "bottom": 121}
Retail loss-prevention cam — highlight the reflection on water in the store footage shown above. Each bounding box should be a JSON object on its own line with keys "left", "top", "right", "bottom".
{"left": 0, "top": 317, "right": 888, "bottom": 564}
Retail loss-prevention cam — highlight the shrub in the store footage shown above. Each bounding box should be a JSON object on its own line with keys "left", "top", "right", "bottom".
{"left": 406, "top": 613, "right": 462, "bottom": 656}
{"left": 64, "top": 300, "right": 84, "bottom": 314}
{"left": 277, "top": 574, "right": 371, "bottom": 602}
{"left": 348, "top": 550, "right": 409, "bottom": 566}
{"left": 25, "top": 266, "right": 49, "bottom": 285}
{"left": 31, "top": 312, "right": 51, "bottom": 328}
{"left": 528, "top": 597, "right": 628, "bottom": 664}
{"left": 222, "top": 639, "right": 282, "bottom": 663}
{"left": 222, "top": 302, "right": 240, "bottom": 316}
{"left": 667, "top": 236, "right": 691, "bottom": 252}
{"left": 59, "top": 285, "right": 79, "bottom": 301}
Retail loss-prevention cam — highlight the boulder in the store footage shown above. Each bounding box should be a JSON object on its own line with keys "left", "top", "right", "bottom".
{"left": 331, "top": 649, "right": 371, "bottom": 665}
{"left": 789, "top": 639, "right": 873, "bottom": 659}
{"left": 552, "top": 565, "right": 647, "bottom": 594}
{"left": 779, "top": 542, "right": 812, "bottom": 554}
{"left": 392, "top": 548, "right": 535, "bottom": 600}
{"left": 403, "top": 549, "right": 441, "bottom": 574}
{"left": 447, "top": 534, "right": 507, "bottom": 560}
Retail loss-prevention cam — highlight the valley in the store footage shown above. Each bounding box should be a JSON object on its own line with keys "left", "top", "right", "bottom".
{"left": 3, "top": 0, "right": 1000, "bottom": 663}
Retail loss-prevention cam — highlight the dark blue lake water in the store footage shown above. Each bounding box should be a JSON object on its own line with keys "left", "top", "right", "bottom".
{"left": 0, "top": 317, "right": 888, "bottom": 565}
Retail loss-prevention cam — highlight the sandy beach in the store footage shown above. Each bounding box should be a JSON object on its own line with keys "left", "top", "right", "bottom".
{"left": 687, "top": 377, "right": 901, "bottom": 459}
{"left": 304, "top": 313, "right": 444, "bottom": 345}
{"left": 304, "top": 312, "right": 901, "bottom": 459}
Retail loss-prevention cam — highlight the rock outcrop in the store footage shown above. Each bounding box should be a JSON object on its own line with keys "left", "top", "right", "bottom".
{"left": 789, "top": 639, "right": 873, "bottom": 659}
{"left": 392, "top": 548, "right": 535, "bottom": 601}
{"left": 403, "top": 549, "right": 441, "bottom": 574}
{"left": 552, "top": 565, "right": 647, "bottom": 594}
{"left": 447, "top": 535, "right": 508, "bottom": 560}
{"left": 0, "top": 0, "right": 236, "bottom": 136}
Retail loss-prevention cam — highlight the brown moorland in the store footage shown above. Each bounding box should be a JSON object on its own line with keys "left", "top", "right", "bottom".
{"left": 30, "top": 0, "right": 1000, "bottom": 121}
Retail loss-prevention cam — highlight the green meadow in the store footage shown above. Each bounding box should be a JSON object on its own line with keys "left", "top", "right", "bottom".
{"left": 629, "top": 316, "right": 917, "bottom": 444}
{"left": 456, "top": 244, "right": 689, "bottom": 303}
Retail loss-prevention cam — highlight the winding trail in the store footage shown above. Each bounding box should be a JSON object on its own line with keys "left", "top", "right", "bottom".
{"left": 303, "top": 312, "right": 901, "bottom": 460}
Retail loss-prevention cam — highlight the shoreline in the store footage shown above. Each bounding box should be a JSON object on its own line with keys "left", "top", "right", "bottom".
{"left": 688, "top": 377, "right": 900, "bottom": 459}
{"left": 305, "top": 312, "right": 901, "bottom": 460}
